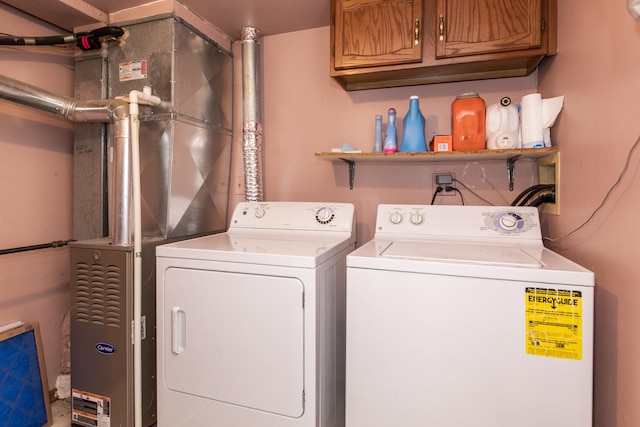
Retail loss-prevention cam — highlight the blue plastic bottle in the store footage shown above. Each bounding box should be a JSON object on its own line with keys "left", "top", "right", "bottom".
{"left": 383, "top": 108, "right": 397, "bottom": 153}
{"left": 400, "top": 96, "right": 427, "bottom": 152}
{"left": 372, "top": 115, "right": 383, "bottom": 152}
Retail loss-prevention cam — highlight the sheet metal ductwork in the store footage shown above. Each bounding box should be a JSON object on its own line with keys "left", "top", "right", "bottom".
{"left": 1, "top": 14, "right": 234, "bottom": 427}
{"left": 74, "top": 15, "right": 233, "bottom": 241}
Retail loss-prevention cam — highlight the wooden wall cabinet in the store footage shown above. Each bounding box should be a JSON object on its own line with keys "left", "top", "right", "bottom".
{"left": 330, "top": 0, "right": 557, "bottom": 90}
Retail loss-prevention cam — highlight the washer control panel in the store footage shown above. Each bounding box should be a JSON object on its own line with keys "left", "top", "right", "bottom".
{"left": 486, "top": 210, "right": 532, "bottom": 233}
{"left": 377, "top": 204, "right": 541, "bottom": 241}
{"left": 230, "top": 201, "right": 355, "bottom": 232}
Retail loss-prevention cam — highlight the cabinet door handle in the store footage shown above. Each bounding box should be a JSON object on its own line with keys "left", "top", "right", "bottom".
{"left": 439, "top": 14, "right": 445, "bottom": 41}
{"left": 414, "top": 19, "right": 420, "bottom": 45}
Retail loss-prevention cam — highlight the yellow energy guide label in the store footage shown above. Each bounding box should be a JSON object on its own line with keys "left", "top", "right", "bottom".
{"left": 525, "top": 287, "right": 582, "bottom": 360}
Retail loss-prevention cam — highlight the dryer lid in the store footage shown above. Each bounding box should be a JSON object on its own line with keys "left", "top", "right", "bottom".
{"left": 157, "top": 231, "right": 354, "bottom": 267}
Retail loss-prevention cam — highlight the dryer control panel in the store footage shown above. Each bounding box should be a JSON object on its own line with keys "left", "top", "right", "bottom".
{"left": 230, "top": 201, "right": 355, "bottom": 232}
{"left": 376, "top": 205, "right": 542, "bottom": 242}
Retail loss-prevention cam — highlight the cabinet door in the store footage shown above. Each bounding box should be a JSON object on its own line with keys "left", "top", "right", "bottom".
{"left": 436, "top": 0, "right": 542, "bottom": 58}
{"left": 333, "top": 0, "right": 423, "bottom": 69}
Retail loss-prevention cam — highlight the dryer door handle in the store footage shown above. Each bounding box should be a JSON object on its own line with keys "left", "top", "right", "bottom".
{"left": 171, "top": 306, "right": 186, "bottom": 354}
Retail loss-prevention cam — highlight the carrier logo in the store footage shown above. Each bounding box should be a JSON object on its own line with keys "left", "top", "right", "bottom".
{"left": 95, "top": 343, "right": 117, "bottom": 355}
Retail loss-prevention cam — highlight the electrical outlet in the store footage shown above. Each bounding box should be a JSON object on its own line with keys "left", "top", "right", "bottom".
{"left": 432, "top": 173, "right": 456, "bottom": 196}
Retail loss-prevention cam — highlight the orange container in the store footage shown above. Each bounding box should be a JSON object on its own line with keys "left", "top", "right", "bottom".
{"left": 451, "top": 93, "right": 486, "bottom": 151}
{"left": 430, "top": 135, "right": 452, "bottom": 152}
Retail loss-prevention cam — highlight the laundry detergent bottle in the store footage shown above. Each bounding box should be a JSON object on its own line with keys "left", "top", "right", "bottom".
{"left": 400, "top": 96, "right": 427, "bottom": 152}
{"left": 451, "top": 92, "right": 486, "bottom": 151}
{"left": 486, "top": 96, "right": 519, "bottom": 149}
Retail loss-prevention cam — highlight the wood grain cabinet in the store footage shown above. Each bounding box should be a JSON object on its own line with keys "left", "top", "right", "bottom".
{"left": 330, "top": 0, "right": 557, "bottom": 90}
{"left": 333, "top": 0, "right": 424, "bottom": 69}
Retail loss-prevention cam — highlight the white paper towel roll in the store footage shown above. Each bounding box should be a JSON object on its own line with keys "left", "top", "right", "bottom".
{"left": 521, "top": 93, "right": 544, "bottom": 148}
{"left": 542, "top": 96, "right": 564, "bottom": 147}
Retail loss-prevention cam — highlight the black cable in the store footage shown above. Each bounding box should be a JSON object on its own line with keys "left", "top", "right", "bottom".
{"left": 528, "top": 193, "right": 556, "bottom": 207}
{"left": 445, "top": 186, "right": 465, "bottom": 205}
{"left": 430, "top": 186, "right": 443, "bottom": 205}
{"left": 0, "top": 240, "right": 74, "bottom": 256}
{"left": 0, "top": 26, "right": 125, "bottom": 51}
{"left": 452, "top": 178, "right": 495, "bottom": 206}
{"left": 518, "top": 185, "right": 555, "bottom": 206}
{"left": 511, "top": 184, "right": 555, "bottom": 206}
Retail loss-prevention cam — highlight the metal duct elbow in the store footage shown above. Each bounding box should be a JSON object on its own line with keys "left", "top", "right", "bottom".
{"left": 64, "top": 98, "right": 130, "bottom": 122}
{"left": 0, "top": 73, "right": 134, "bottom": 246}
{"left": 0, "top": 74, "right": 128, "bottom": 122}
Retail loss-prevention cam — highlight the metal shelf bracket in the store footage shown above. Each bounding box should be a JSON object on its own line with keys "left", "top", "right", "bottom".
{"left": 507, "top": 155, "right": 521, "bottom": 191}
{"left": 341, "top": 158, "right": 355, "bottom": 189}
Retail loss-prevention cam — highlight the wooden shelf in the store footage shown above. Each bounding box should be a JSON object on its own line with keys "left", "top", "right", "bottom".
{"left": 314, "top": 147, "right": 557, "bottom": 163}
{"left": 315, "top": 147, "right": 558, "bottom": 189}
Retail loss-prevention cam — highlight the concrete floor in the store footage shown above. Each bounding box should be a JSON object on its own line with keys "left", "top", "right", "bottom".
{"left": 50, "top": 399, "right": 71, "bottom": 427}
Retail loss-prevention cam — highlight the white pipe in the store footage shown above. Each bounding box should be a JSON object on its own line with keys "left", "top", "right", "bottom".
{"left": 128, "top": 87, "right": 161, "bottom": 427}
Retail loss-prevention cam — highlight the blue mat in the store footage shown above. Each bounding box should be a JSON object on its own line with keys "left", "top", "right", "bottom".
{"left": 0, "top": 324, "right": 49, "bottom": 427}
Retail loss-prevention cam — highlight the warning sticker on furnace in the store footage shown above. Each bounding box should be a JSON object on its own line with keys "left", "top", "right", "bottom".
{"left": 525, "top": 287, "right": 582, "bottom": 360}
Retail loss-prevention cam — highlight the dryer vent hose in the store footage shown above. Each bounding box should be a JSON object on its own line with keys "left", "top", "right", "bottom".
{"left": 0, "top": 26, "right": 125, "bottom": 51}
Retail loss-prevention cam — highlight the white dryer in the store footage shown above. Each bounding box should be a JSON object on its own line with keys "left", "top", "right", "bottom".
{"left": 156, "top": 201, "right": 356, "bottom": 427}
{"left": 346, "top": 205, "right": 594, "bottom": 427}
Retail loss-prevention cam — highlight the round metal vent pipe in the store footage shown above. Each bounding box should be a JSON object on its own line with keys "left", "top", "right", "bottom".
{"left": 0, "top": 73, "right": 132, "bottom": 245}
{"left": 241, "top": 27, "right": 264, "bottom": 202}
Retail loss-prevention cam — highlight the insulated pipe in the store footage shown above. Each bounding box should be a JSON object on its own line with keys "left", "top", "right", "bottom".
{"left": 241, "top": 27, "right": 264, "bottom": 202}
{"left": 0, "top": 74, "right": 132, "bottom": 245}
{"left": 128, "top": 87, "right": 161, "bottom": 427}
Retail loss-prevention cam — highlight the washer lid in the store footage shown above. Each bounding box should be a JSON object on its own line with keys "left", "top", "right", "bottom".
{"left": 382, "top": 241, "right": 542, "bottom": 268}
{"left": 347, "top": 238, "right": 594, "bottom": 287}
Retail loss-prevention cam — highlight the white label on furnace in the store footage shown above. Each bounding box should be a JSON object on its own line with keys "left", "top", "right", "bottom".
{"left": 119, "top": 60, "right": 147, "bottom": 81}
{"left": 72, "top": 388, "right": 111, "bottom": 427}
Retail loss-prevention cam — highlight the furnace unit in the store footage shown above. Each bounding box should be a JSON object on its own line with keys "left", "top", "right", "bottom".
{"left": 69, "top": 15, "right": 233, "bottom": 427}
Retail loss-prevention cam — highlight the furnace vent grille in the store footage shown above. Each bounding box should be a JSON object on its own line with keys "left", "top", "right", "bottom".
{"left": 75, "top": 262, "right": 122, "bottom": 327}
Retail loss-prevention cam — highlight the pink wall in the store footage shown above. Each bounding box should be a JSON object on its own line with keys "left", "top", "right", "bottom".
{"left": 232, "top": 10, "right": 640, "bottom": 424}
{"left": 244, "top": 27, "right": 542, "bottom": 244}
{"left": 3, "top": 3, "right": 637, "bottom": 423}
{"left": 538, "top": 1, "right": 640, "bottom": 425}
{"left": 0, "top": 4, "right": 74, "bottom": 390}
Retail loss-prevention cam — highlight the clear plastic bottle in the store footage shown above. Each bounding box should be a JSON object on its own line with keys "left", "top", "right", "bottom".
{"left": 400, "top": 96, "right": 427, "bottom": 152}
{"left": 383, "top": 108, "right": 397, "bottom": 153}
{"left": 372, "top": 114, "right": 383, "bottom": 152}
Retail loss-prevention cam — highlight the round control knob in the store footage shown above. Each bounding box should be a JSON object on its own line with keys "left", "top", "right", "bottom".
{"left": 254, "top": 207, "right": 266, "bottom": 218}
{"left": 410, "top": 212, "right": 424, "bottom": 225}
{"left": 316, "top": 207, "right": 334, "bottom": 224}
{"left": 389, "top": 212, "right": 403, "bottom": 224}
{"left": 499, "top": 214, "right": 519, "bottom": 230}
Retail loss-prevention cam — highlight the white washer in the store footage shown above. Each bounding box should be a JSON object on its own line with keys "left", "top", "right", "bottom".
{"left": 156, "top": 201, "right": 356, "bottom": 427}
{"left": 346, "top": 205, "right": 594, "bottom": 427}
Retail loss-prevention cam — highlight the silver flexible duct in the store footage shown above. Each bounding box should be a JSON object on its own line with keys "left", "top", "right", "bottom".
{"left": 241, "top": 27, "right": 264, "bottom": 202}
{"left": 0, "top": 74, "right": 132, "bottom": 245}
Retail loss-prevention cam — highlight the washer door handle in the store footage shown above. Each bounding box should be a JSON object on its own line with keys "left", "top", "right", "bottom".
{"left": 171, "top": 306, "right": 186, "bottom": 354}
